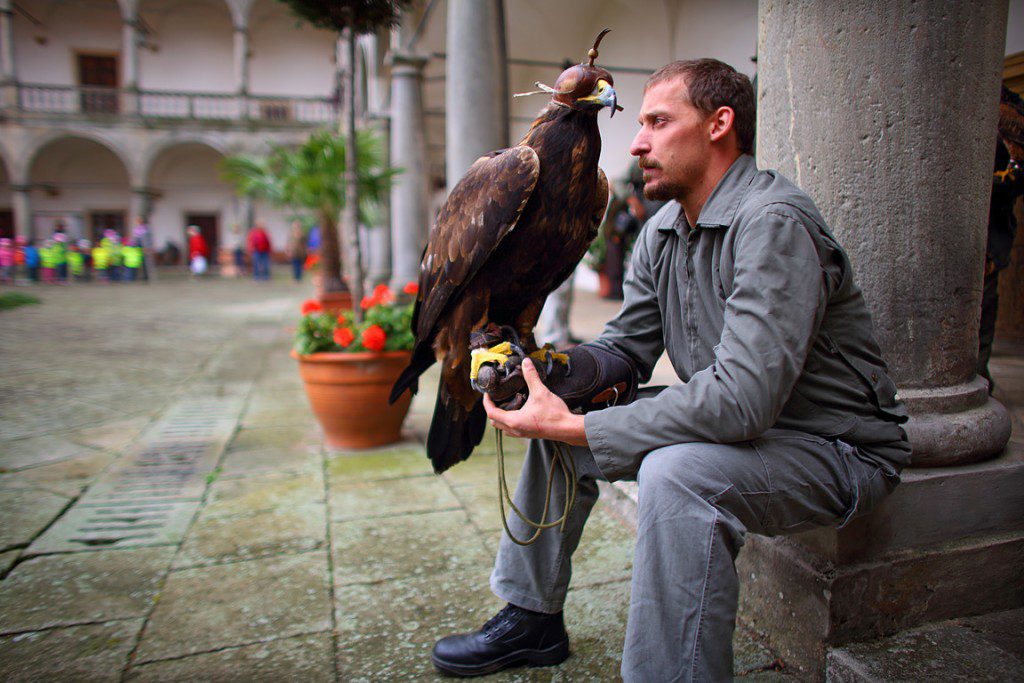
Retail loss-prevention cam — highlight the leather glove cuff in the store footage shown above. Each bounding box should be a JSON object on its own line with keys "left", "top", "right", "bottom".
{"left": 548, "top": 344, "right": 638, "bottom": 413}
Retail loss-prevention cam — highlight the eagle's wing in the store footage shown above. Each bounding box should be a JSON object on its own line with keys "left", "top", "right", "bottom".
{"left": 413, "top": 146, "right": 540, "bottom": 341}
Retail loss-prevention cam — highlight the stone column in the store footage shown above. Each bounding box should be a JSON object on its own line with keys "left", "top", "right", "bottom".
{"left": 130, "top": 187, "right": 152, "bottom": 223}
{"left": 737, "top": 2, "right": 1020, "bottom": 676}
{"left": 365, "top": 116, "right": 392, "bottom": 286}
{"left": 445, "top": 0, "right": 508, "bottom": 190}
{"left": 389, "top": 51, "right": 430, "bottom": 290}
{"left": 757, "top": 0, "right": 1010, "bottom": 467}
{"left": 11, "top": 185, "right": 32, "bottom": 240}
{"left": 1, "top": 0, "right": 16, "bottom": 109}
{"left": 233, "top": 24, "right": 249, "bottom": 119}
{"left": 237, "top": 196, "right": 253, "bottom": 230}
{"left": 121, "top": 7, "right": 139, "bottom": 114}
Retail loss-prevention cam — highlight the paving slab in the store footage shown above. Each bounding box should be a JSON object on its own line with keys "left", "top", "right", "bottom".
{"left": 219, "top": 426, "right": 322, "bottom": 476}
{"left": 136, "top": 550, "right": 331, "bottom": 663}
{"left": 203, "top": 470, "right": 324, "bottom": 517}
{"left": 0, "top": 449, "right": 117, "bottom": 498}
{"left": 127, "top": 632, "right": 334, "bottom": 682}
{"left": 329, "top": 475, "right": 463, "bottom": 521}
{"left": 67, "top": 417, "right": 153, "bottom": 453}
{"left": 334, "top": 567, "right": 497, "bottom": 681}
{"left": 958, "top": 608, "right": 1024, "bottom": 660}
{"left": 326, "top": 446, "right": 435, "bottom": 482}
{"left": 0, "top": 547, "right": 174, "bottom": 633}
{"left": 174, "top": 503, "right": 327, "bottom": 569}
{"left": 0, "top": 550, "right": 20, "bottom": 576}
{"left": 0, "top": 618, "right": 144, "bottom": 682}
{"left": 0, "top": 487, "right": 71, "bottom": 551}
{"left": 0, "top": 434, "right": 90, "bottom": 472}
{"left": 331, "top": 509, "right": 491, "bottom": 586}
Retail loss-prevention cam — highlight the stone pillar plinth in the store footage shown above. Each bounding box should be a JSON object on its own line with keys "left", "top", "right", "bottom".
{"left": 445, "top": 0, "right": 508, "bottom": 190}
{"left": 741, "top": 1, "right": 1021, "bottom": 677}
{"left": 756, "top": 0, "right": 1010, "bottom": 467}
{"left": 389, "top": 51, "right": 430, "bottom": 290}
{"left": 11, "top": 185, "right": 31, "bottom": 239}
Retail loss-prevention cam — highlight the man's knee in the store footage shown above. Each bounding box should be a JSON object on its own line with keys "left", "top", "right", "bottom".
{"left": 637, "top": 442, "right": 734, "bottom": 505}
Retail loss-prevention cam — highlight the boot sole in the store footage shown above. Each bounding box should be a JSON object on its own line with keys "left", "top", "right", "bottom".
{"left": 431, "top": 639, "right": 570, "bottom": 677}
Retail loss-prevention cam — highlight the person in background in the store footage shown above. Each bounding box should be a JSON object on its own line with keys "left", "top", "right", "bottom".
{"left": 248, "top": 221, "right": 272, "bottom": 282}
{"left": 227, "top": 223, "right": 246, "bottom": 277}
{"left": 66, "top": 242, "right": 85, "bottom": 282}
{"left": 187, "top": 225, "right": 209, "bottom": 278}
{"left": 40, "top": 239, "right": 57, "bottom": 284}
{"left": 978, "top": 85, "right": 1024, "bottom": 393}
{"left": 78, "top": 239, "right": 92, "bottom": 281}
{"left": 123, "top": 240, "right": 143, "bottom": 281}
{"left": 286, "top": 220, "right": 307, "bottom": 282}
{"left": 132, "top": 217, "right": 156, "bottom": 282}
{"left": 92, "top": 239, "right": 111, "bottom": 283}
{"left": 105, "top": 231, "right": 123, "bottom": 282}
{"left": 23, "top": 238, "right": 40, "bottom": 283}
{"left": 0, "top": 238, "right": 14, "bottom": 284}
{"left": 13, "top": 236, "right": 27, "bottom": 284}
{"left": 52, "top": 231, "right": 68, "bottom": 283}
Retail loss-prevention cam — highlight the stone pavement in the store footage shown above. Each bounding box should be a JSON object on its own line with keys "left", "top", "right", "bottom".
{"left": 0, "top": 275, "right": 786, "bottom": 682}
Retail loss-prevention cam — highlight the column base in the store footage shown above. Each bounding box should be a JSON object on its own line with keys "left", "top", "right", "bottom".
{"left": 735, "top": 441, "right": 1024, "bottom": 678}
{"left": 901, "top": 376, "right": 1012, "bottom": 466}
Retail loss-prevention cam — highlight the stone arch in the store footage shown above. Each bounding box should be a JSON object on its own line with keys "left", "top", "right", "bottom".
{"left": 144, "top": 139, "right": 237, "bottom": 259}
{"left": 140, "top": 135, "right": 230, "bottom": 186}
{"left": 25, "top": 129, "right": 138, "bottom": 186}
{"left": 27, "top": 133, "right": 134, "bottom": 241}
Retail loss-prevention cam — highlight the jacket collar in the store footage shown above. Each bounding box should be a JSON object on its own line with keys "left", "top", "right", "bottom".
{"left": 658, "top": 154, "right": 758, "bottom": 234}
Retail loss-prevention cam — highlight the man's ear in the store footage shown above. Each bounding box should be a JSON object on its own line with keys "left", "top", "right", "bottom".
{"left": 708, "top": 106, "right": 735, "bottom": 144}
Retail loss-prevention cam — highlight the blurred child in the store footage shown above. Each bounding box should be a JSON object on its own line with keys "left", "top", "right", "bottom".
{"left": 23, "top": 239, "right": 40, "bottom": 283}
{"left": 93, "top": 238, "right": 111, "bottom": 282}
{"left": 78, "top": 239, "right": 92, "bottom": 281}
{"left": 105, "top": 231, "right": 123, "bottom": 282}
{"left": 52, "top": 232, "right": 68, "bottom": 283}
{"left": 13, "top": 236, "right": 27, "bottom": 283}
{"left": 67, "top": 243, "right": 86, "bottom": 282}
{"left": 123, "top": 241, "right": 143, "bottom": 281}
{"left": 40, "top": 239, "right": 57, "bottom": 283}
{"left": 0, "top": 238, "right": 14, "bottom": 284}
{"left": 187, "top": 225, "right": 208, "bottom": 277}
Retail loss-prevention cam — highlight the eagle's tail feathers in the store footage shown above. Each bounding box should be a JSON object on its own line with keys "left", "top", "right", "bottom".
{"left": 389, "top": 343, "right": 435, "bottom": 405}
{"left": 427, "top": 386, "right": 486, "bottom": 474}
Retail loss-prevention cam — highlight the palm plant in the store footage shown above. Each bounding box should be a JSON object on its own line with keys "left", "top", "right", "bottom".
{"left": 221, "top": 129, "right": 396, "bottom": 298}
{"left": 277, "top": 0, "right": 413, "bottom": 321}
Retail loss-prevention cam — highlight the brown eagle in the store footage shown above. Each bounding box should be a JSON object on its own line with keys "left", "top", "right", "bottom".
{"left": 389, "top": 31, "right": 618, "bottom": 473}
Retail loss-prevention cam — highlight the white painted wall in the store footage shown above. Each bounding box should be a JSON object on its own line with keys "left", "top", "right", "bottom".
{"left": 13, "top": 0, "right": 122, "bottom": 85}
{"left": 28, "top": 136, "right": 131, "bottom": 240}
{"left": 247, "top": 0, "right": 338, "bottom": 97}
{"left": 1008, "top": 0, "right": 1024, "bottom": 56}
{"left": 138, "top": 0, "right": 234, "bottom": 92}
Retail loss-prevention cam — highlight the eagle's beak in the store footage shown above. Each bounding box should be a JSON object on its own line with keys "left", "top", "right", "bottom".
{"left": 580, "top": 79, "right": 621, "bottom": 117}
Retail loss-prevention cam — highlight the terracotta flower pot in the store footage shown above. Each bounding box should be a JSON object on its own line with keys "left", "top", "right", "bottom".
{"left": 292, "top": 349, "right": 413, "bottom": 449}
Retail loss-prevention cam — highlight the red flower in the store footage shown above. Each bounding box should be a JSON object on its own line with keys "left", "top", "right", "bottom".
{"left": 403, "top": 281, "right": 419, "bottom": 295}
{"left": 360, "top": 296, "right": 376, "bottom": 310}
{"left": 303, "top": 254, "right": 320, "bottom": 270}
{"left": 372, "top": 284, "right": 395, "bottom": 304}
{"left": 301, "top": 299, "right": 323, "bottom": 315}
{"left": 333, "top": 326, "right": 355, "bottom": 348}
{"left": 361, "top": 324, "right": 387, "bottom": 352}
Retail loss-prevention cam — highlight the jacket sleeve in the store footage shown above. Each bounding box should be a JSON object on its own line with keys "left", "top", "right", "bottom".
{"left": 585, "top": 206, "right": 827, "bottom": 478}
{"left": 589, "top": 224, "right": 665, "bottom": 384}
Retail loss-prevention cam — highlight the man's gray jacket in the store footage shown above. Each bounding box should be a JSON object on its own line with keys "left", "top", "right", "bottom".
{"left": 584, "top": 154, "right": 911, "bottom": 480}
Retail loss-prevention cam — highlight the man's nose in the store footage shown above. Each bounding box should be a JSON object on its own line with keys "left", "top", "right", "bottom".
{"left": 630, "top": 129, "right": 649, "bottom": 157}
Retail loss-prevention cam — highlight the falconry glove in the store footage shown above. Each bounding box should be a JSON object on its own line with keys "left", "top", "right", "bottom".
{"left": 470, "top": 326, "right": 638, "bottom": 413}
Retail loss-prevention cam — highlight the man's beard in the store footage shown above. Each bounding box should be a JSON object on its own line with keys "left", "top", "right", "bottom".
{"left": 643, "top": 179, "right": 682, "bottom": 202}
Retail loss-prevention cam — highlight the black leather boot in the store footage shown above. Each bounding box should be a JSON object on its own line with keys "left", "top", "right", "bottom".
{"left": 431, "top": 604, "right": 570, "bottom": 676}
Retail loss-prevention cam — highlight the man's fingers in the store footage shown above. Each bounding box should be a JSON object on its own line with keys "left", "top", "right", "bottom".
{"left": 521, "top": 358, "right": 545, "bottom": 392}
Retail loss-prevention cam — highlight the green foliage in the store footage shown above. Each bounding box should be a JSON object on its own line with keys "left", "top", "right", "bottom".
{"left": 0, "top": 292, "right": 41, "bottom": 311}
{"left": 293, "top": 284, "right": 415, "bottom": 356}
{"left": 221, "top": 129, "right": 397, "bottom": 225}
{"left": 585, "top": 229, "right": 607, "bottom": 272}
{"left": 278, "top": 0, "right": 413, "bottom": 35}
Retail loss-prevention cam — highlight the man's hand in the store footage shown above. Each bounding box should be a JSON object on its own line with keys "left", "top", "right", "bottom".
{"left": 482, "top": 359, "right": 588, "bottom": 447}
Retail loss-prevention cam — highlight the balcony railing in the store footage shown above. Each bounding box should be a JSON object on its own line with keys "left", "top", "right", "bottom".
{"left": 13, "top": 83, "right": 339, "bottom": 125}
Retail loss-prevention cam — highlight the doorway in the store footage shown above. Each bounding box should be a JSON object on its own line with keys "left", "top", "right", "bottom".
{"left": 77, "top": 53, "right": 119, "bottom": 114}
{"left": 89, "top": 211, "right": 126, "bottom": 244}
{"left": 185, "top": 213, "right": 219, "bottom": 267}
{"left": 0, "top": 210, "right": 12, "bottom": 240}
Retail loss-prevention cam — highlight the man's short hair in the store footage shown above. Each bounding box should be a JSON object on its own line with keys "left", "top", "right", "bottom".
{"left": 646, "top": 59, "right": 756, "bottom": 155}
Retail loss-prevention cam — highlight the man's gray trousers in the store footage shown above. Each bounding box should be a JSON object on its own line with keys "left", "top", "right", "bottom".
{"left": 490, "top": 428, "right": 896, "bottom": 682}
